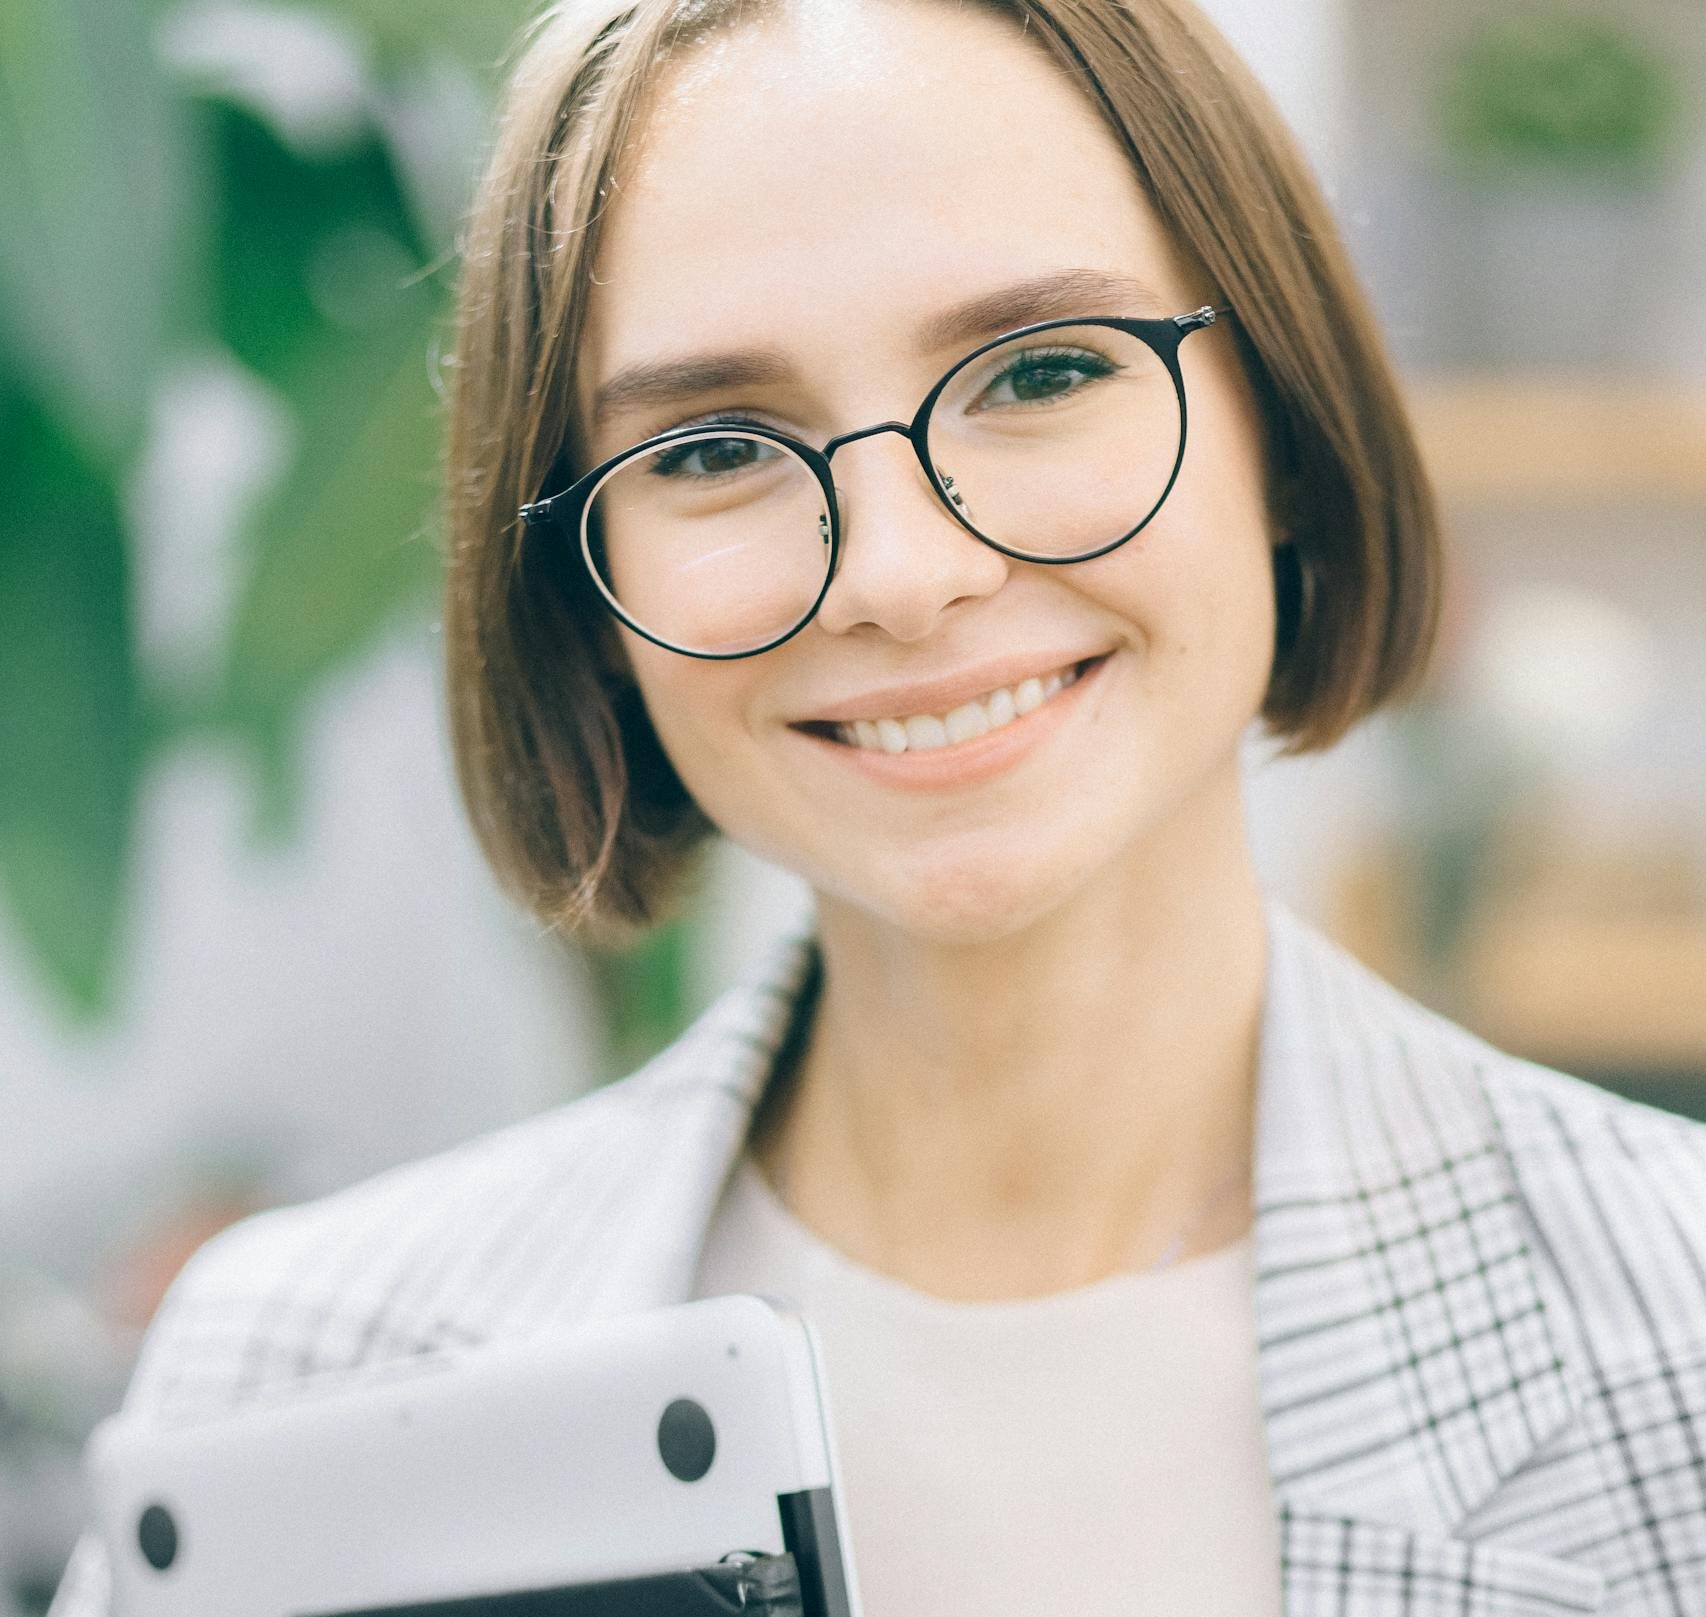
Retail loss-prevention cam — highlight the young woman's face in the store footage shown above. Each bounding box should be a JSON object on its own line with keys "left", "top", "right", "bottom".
{"left": 576, "top": 0, "right": 1282, "bottom": 944}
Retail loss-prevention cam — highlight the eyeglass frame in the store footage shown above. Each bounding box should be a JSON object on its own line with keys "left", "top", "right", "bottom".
{"left": 518, "top": 303, "right": 1232, "bottom": 661}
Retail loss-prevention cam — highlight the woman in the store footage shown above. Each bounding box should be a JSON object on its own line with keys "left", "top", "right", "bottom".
{"left": 52, "top": 0, "right": 1706, "bottom": 1612}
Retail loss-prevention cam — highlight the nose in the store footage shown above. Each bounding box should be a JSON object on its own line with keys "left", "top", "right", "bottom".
{"left": 812, "top": 427, "right": 1009, "bottom": 642}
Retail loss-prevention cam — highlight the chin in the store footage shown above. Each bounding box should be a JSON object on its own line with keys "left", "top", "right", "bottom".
{"left": 832, "top": 836, "right": 1110, "bottom": 949}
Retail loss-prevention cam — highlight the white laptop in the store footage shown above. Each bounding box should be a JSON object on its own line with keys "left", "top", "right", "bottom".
{"left": 83, "top": 1294, "right": 862, "bottom": 1616}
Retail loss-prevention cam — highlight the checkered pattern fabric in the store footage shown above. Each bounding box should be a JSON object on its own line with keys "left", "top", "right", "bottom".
{"left": 49, "top": 900, "right": 1706, "bottom": 1614}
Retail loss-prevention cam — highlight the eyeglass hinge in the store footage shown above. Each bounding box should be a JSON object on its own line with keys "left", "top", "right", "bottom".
{"left": 519, "top": 499, "right": 552, "bottom": 528}
{"left": 1173, "top": 305, "right": 1218, "bottom": 333}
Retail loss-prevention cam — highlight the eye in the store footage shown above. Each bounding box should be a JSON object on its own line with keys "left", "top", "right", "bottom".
{"left": 647, "top": 434, "right": 780, "bottom": 480}
{"left": 641, "top": 418, "right": 783, "bottom": 480}
{"left": 974, "top": 345, "right": 1121, "bottom": 410}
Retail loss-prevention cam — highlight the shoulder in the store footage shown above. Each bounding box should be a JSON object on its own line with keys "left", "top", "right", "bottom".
{"left": 48, "top": 947, "right": 812, "bottom": 1617}
{"left": 1480, "top": 1044, "right": 1706, "bottom": 1370}
{"left": 1457, "top": 1043, "right": 1706, "bottom": 1599}
{"left": 117, "top": 1069, "right": 654, "bottom": 1422}
{"left": 1274, "top": 903, "right": 1706, "bottom": 1366}
{"left": 114, "top": 936, "right": 813, "bottom": 1428}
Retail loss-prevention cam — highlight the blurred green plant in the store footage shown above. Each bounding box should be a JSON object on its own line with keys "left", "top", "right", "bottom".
{"left": 0, "top": 0, "right": 690, "bottom": 1060}
{"left": 1439, "top": 7, "right": 1677, "bottom": 178}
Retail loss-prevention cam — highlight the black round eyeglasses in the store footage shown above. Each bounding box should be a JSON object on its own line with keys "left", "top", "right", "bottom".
{"left": 519, "top": 304, "right": 1230, "bottom": 660}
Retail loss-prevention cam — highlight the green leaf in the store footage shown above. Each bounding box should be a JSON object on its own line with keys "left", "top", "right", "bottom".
{"left": 194, "top": 100, "right": 445, "bottom": 833}
{"left": 203, "top": 100, "right": 432, "bottom": 388}
{"left": 219, "top": 330, "right": 447, "bottom": 835}
{"left": 0, "top": 378, "right": 143, "bottom": 1018}
{"left": 0, "top": 0, "right": 196, "bottom": 464}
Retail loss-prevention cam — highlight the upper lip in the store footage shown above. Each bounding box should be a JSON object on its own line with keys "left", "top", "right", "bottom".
{"left": 792, "top": 648, "right": 1112, "bottom": 725}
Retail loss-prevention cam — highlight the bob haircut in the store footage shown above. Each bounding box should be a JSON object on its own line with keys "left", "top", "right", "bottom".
{"left": 443, "top": 0, "right": 1444, "bottom": 939}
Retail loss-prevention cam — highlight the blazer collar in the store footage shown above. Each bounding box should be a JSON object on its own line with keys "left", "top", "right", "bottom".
{"left": 557, "top": 896, "right": 1594, "bottom": 1602}
{"left": 1249, "top": 901, "right": 1583, "bottom": 1533}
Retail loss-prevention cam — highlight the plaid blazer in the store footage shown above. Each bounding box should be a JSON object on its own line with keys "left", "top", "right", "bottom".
{"left": 51, "top": 899, "right": 1706, "bottom": 1615}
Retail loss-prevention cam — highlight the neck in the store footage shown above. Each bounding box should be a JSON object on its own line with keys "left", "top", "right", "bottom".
{"left": 752, "top": 771, "right": 1269, "bottom": 1302}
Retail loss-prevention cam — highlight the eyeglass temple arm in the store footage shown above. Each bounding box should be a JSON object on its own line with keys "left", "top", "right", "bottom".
{"left": 1173, "top": 304, "right": 1232, "bottom": 333}
{"left": 521, "top": 481, "right": 579, "bottom": 527}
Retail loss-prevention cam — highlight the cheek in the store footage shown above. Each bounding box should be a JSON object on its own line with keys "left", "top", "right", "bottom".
{"left": 1067, "top": 449, "right": 1277, "bottom": 720}
{"left": 625, "top": 648, "right": 730, "bottom": 773}
{"left": 1154, "top": 378, "right": 1279, "bottom": 662}
{"left": 625, "top": 649, "right": 777, "bottom": 827}
{"left": 1078, "top": 493, "right": 1275, "bottom": 652}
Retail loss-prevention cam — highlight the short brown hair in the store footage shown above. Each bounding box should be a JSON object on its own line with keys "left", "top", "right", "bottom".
{"left": 442, "top": 0, "right": 1444, "bottom": 938}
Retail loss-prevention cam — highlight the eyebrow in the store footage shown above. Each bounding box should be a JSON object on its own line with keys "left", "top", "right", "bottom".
{"left": 587, "top": 267, "right": 1171, "bottom": 432}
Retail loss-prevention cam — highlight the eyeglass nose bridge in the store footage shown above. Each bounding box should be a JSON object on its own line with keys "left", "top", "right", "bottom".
{"left": 818, "top": 417, "right": 973, "bottom": 527}
{"left": 820, "top": 419, "right": 914, "bottom": 460}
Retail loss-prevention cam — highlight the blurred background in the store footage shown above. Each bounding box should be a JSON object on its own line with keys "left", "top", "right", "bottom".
{"left": 1, "top": 0, "right": 1702, "bottom": 1605}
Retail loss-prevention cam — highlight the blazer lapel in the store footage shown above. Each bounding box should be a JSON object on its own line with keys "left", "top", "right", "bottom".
{"left": 543, "top": 932, "right": 819, "bottom": 1326}
{"left": 1254, "top": 902, "right": 1604, "bottom": 1612}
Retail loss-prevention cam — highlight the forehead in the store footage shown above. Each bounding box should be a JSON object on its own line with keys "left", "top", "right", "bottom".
{"left": 578, "top": 0, "right": 1191, "bottom": 388}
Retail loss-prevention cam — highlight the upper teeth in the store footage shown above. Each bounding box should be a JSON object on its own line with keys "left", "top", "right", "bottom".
{"left": 835, "top": 663, "right": 1082, "bottom": 753}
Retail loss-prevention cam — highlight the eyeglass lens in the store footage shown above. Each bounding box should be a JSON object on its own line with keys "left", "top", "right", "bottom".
{"left": 581, "top": 323, "right": 1182, "bottom": 656}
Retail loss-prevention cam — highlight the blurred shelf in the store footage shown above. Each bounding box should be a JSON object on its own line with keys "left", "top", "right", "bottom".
{"left": 1406, "top": 375, "right": 1706, "bottom": 505}
{"left": 1329, "top": 832, "right": 1706, "bottom": 1078}
{"left": 1456, "top": 912, "right": 1706, "bottom": 1074}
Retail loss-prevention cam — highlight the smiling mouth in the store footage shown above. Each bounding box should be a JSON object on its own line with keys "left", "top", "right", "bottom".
{"left": 794, "top": 654, "right": 1109, "bottom": 754}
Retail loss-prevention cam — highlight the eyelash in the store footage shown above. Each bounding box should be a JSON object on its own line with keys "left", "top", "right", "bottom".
{"left": 970, "top": 344, "right": 1120, "bottom": 406}
{"left": 642, "top": 414, "right": 779, "bottom": 479}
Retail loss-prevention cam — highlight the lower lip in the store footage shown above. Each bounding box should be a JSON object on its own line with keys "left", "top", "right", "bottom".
{"left": 789, "top": 654, "right": 1113, "bottom": 793}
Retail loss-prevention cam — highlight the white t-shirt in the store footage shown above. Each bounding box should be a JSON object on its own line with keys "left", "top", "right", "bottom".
{"left": 691, "top": 1155, "right": 1284, "bottom": 1617}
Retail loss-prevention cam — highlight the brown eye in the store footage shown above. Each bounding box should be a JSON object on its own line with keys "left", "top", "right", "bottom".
{"left": 647, "top": 434, "right": 780, "bottom": 480}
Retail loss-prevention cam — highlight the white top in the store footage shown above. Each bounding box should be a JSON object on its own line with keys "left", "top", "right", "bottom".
{"left": 692, "top": 1155, "right": 1284, "bottom": 1617}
